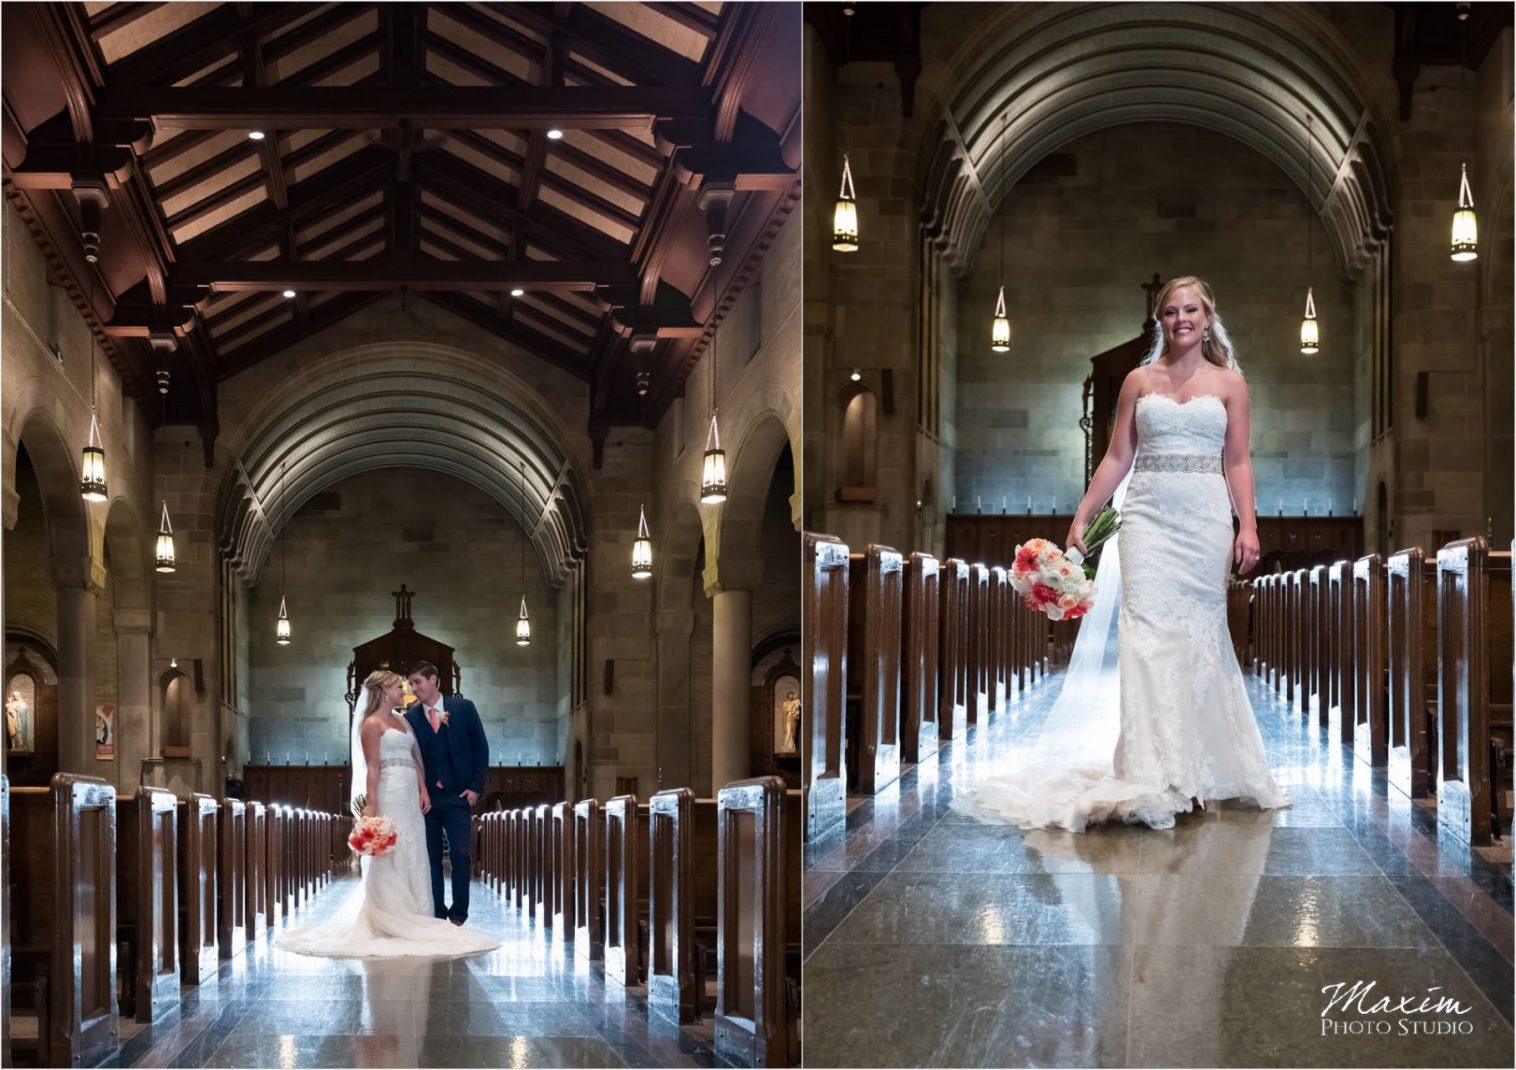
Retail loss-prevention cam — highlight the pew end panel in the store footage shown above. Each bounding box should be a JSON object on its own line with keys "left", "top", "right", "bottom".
{"left": 803, "top": 534, "right": 850, "bottom": 841}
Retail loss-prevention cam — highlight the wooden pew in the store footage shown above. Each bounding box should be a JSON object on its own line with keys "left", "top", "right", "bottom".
{"left": 845, "top": 544, "right": 904, "bottom": 795}
{"left": 573, "top": 799, "right": 603, "bottom": 961}
{"left": 178, "top": 794, "right": 219, "bottom": 985}
{"left": 115, "top": 786, "right": 179, "bottom": 1023}
{"left": 1309, "top": 565, "right": 1331, "bottom": 725}
{"left": 9, "top": 775, "right": 119, "bottom": 1067}
{"left": 1387, "top": 547, "right": 1438, "bottom": 800}
{"left": 803, "top": 533, "right": 849, "bottom": 840}
{"left": 1436, "top": 538, "right": 1514, "bottom": 844}
{"left": 1252, "top": 574, "right": 1272, "bottom": 681}
{"left": 1351, "top": 554, "right": 1388, "bottom": 766}
{"left": 2, "top": 775, "right": 8, "bottom": 1069}
{"left": 988, "top": 566, "right": 1009, "bottom": 713}
{"left": 218, "top": 798, "right": 247, "bottom": 961}
{"left": 552, "top": 801, "right": 575, "bottom": 937}
{"left": 647, "top": 788, "right": 718, "bottom": 1025}
{"left": 603, "top": 795, "right": 649, "bottom": 987}
{"left": 715, "top": 778, "right": 802, "bottom": 1068}
{"left": 965, "top": 563, "right": 991, "bottom": 724}
{"left": 938, "top": 557, "right": 969, "bottom": 741}
{"left": 1226, "top": 581, "right": 1249, "bottom": 668}
{"left": 265, "top": 804, "right": 288, "bottom": 922}
{"left": 900, "top": 552, "right": 941, "bottom": 766}
{"left": 1328, "top": 561, "right": 1355, "bottom": 744}
{"left": 510, "top": 809, "right": 524, "bottom": 909}
{"left": 536, "top": 803, "right": 552, "bottom": 926}
{"left": 248, "top": 801, "right": 271, "bottom": 938}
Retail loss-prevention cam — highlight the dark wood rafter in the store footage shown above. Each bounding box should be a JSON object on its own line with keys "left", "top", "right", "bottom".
{"left": 4, "top": 1, "right": 798, "bottom": 453}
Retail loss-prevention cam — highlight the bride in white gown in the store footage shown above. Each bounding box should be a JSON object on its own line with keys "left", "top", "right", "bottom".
{"left": 970, "top": 276, "right": 1292, "bottom": 832}
{"left": 276, "top": 670, "right": 500, "bottom": 957}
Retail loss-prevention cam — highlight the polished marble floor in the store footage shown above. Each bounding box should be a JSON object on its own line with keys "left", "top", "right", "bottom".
{"left": 804, "top": 672, "right": 1516, "bottom": 1068}
{"left": 107, "top": 878, "right": 720, "bottom": 1068}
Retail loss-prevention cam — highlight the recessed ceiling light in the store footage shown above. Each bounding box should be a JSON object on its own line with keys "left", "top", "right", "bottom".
{"left": 282, "top": 289, "right": 296, "bottom": 299}
{"left": 850, "top": 368, "right": 862, "bottom": 381}
{"left": 546, "top": 129, "right": 563, "bottom": 140}
{"left": 510, "top": 287, "right": 525, "bottom": 297}
{"left": 249, "top": 130, "right": 266, "bottom": 141}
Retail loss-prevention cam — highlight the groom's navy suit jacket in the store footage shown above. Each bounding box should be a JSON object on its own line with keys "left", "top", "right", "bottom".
{"left": 404, "top": 695, "right": 488, "bottom": 801}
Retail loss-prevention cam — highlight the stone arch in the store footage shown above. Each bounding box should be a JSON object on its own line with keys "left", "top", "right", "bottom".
{"left": 712, "top": 409, "right": 799, "bottom": 592}
{"left": 11, "top": 409, "right": 89, "bottom": 569}
{"left": 837, "top": 380, "right": 879, "bottom": 492}
{"left": 216, "top": 341, "right": 590, "bottom": 589}
{"left": 916, "top": 2, "right": 1395, "bottom": 279}
{"left": 102, "top": 497, "right": 151, "bottom": 613}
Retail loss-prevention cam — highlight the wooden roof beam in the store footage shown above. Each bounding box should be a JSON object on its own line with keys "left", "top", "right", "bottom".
{"left": 97, "top": 84, "right": 712, "bottom": 130}
{"left": 171, "top": 257, "right": 638, "bottom": 292}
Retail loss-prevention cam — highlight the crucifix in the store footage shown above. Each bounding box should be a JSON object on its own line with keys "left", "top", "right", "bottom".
{"left": 1140, "top": 272, "right": 1165, "bottom": 321}
{"left": 393, "top": 584, "right": 415, "bottom": 627}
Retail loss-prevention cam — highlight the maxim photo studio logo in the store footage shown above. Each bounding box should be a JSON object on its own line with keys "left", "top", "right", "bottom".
{"left": 1320, "top": 980, "right": 1475, "bottom": 1037}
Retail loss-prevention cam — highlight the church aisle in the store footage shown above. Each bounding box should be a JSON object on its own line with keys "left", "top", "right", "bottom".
{"left": 107, "top": 879, "right": 720, "bottom": 1070}
{"left": 803, "top": 674, "right": 1514, "bottom": 1068}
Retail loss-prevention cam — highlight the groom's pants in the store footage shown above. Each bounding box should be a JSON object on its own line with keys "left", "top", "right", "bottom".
{"left": 424, "top": 796, "right": 473, "bottom": 922}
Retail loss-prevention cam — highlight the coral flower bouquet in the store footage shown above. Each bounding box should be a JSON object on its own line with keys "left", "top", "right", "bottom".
{"left": 346, "top": 799, "right": 398, "bottom": 857}
{"left": 1008, "top": 506, "right": 1121, "bottom": 622}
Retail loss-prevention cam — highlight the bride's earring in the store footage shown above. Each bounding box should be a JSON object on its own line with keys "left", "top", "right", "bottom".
{"left": 1202, "top": 326, "right": 1211, "bottom": 345}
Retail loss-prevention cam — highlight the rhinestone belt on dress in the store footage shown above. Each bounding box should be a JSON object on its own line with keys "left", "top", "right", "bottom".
{"left": 1134, "top": 453, "right": 1223, "bottom": 474}
{"left": 380, "top": 758, "right": 415, "bottom": 770}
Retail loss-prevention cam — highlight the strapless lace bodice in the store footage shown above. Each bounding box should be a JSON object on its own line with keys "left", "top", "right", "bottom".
{"left": 1135, "top": 394, "right": 1227, "bottom": 455}
{"left": 378, "top": 726, "right": 416, "bottom": 769}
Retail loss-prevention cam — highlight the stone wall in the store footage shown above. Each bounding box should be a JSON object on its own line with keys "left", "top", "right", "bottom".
{"left": 954, "top": 122, "right": 1357, "bottom": 521}
{"left": 245, "top": 467, "right": 559, "bottom": 766}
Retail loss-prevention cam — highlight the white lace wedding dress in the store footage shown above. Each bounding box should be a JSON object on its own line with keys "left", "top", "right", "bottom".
{"left": 970, "top": 394, "right": 1292, "bottom": 831}
{"left": 276, "top": 725, "right": 500, "bottom": 958}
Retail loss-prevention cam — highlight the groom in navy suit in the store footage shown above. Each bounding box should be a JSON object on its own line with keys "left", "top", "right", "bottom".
{"left": 405, "top": 662, "right": 488, "bottom": 924}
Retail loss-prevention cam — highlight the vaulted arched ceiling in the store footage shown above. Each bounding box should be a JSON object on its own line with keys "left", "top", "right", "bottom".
{"left": 216, "top": 341, "right": 588, "bottom": 586}
{"left": 919, "top": 3, "right": 1395, "bottom": 279}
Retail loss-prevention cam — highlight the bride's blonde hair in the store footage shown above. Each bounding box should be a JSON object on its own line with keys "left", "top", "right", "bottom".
{"left": 360, "top": 670, "right": 404, "bottom": 719}
{"left": 1143, "top": 275, "right": 1238, "bottom": 371}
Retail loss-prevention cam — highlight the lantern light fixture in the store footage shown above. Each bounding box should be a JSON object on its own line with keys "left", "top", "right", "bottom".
{"left": 1451, "top": 163, "right": 1478, "bottom": 262}
{"left": 832, "top": 153, "right": 859, "bottom": 252}
{"left": 155, "top": 499, "right": 176, "bottom": 573}
{"left": 631, "top": 505, "right": 653, "bottom": 580}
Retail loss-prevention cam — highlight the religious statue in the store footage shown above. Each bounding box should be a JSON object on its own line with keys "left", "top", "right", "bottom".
{"left": 5, "top": 690, "right": 24, "bottom": 751}
{"left": 780, "top": 688, "right": 801, "bottom": 754}
{"left": 5, "top": 680, "right": 34, "bottom": 754}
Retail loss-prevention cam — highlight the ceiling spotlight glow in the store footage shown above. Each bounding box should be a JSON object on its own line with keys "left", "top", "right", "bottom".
{"left": 510, "top": 287, "right": 525, "bottom": 297}
{"left": 282, "top": 289, "right": 296, "bottom": 299}
{"left": 546, "top": 129, "right": 564, "bottom": 140}
{"left": 248, "top": 130, "right": 266, "bottom": 141}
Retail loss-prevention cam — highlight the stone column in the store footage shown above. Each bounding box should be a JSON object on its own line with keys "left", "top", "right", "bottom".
{"left": 655, "top": 608, "right": 696, "bottom": 791}
{"left": 710, "top": 588, "right": 752, "bottom": 791}
{"left": 54, "top": 558, "right": 101, "bottom": 774}
{"left": 114, "top": 608, "right": 153, "bottom": 794}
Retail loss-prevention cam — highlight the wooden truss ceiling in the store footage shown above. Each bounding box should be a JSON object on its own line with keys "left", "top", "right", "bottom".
{"left": 2, "top": 2, "right": 801, "bottom": 462}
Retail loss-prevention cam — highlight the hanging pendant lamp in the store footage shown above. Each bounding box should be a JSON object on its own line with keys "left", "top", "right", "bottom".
{"left": 631, "top": 505, "right": 653, "bottom": 580}
{"left": 1451, "top": 162, "right": 1478, "bottom": 262}
{"left": 80, "top": 325, "right": 107, "bottom": 501}
{"left": 832, "top": 154, "right": 859, "bottom": 253}
{"left": 701, "top": 256, "right": 728, "bottom": 504}
{"left": 515, "top": 461, "right": 531, "bottom": 646}
{"left": 275, "top": 462, "right": 291, "bottom": 645}
{"left": 1299, "top": 114, "right": 1321, "bottom": 357}
{"left": 989, "top": 114, "right": 1011, "bottom": 354}
{"left": 155, "top": 498, "right": 176, "bottom": 573}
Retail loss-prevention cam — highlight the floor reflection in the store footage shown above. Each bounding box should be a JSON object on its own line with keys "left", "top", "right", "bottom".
{"left": 803, "top": 672, "right": 1514, "bottom": 1068}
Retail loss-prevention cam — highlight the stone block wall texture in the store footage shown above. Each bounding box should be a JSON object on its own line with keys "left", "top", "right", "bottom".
{"left": 245, "top": 467, "right": 559, "bottom": 767}
{"left": 954, "top": 122, "right": 1356, "bottom": 521}
{"left": 1387, "top": 45, "right": 1512, "bottom": 554}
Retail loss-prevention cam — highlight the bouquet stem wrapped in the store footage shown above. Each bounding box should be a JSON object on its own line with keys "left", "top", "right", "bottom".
{"left": 1065, "top": 505, "right": 1122, "bottom": 578}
